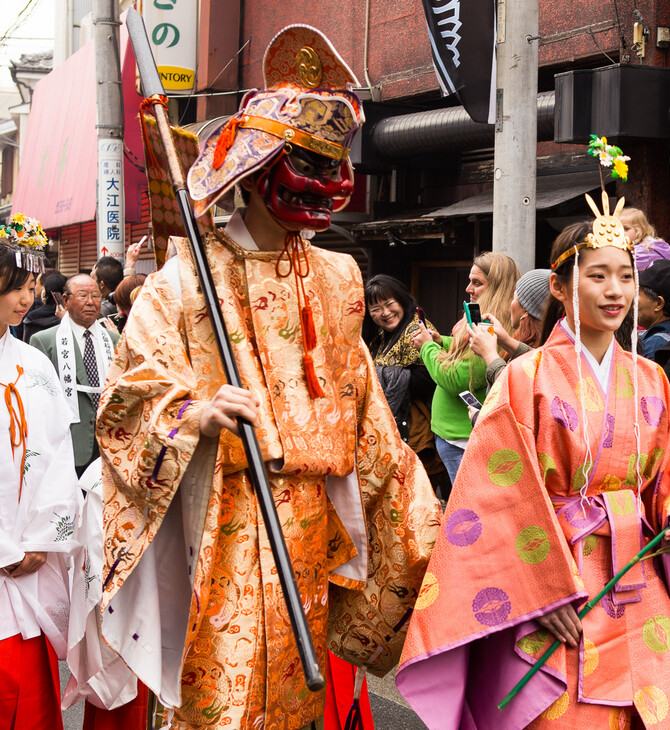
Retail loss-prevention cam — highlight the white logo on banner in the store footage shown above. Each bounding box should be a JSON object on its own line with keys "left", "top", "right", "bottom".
{"left": 431, "top": 0, "right": 462, "bottom": 67}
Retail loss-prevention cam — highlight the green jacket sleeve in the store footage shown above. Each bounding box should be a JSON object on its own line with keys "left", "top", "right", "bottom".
{"left": 419, "top": 336, "right": 486, "bottom": 394}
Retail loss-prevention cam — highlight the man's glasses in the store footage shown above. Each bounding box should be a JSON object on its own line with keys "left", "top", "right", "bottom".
{"left": 70, "top": 292, "right": 103, "bottom": 302}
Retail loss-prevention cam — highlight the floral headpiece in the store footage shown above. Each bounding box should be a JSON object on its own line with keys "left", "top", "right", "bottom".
{"left": 552, "top": 135, "right": 633, "bottom": 269}
{"left": 587, "top": 135, "right": 630, "bottom": 181}
{"left": 0, "top": 213, "right": 48, "bottom": 273}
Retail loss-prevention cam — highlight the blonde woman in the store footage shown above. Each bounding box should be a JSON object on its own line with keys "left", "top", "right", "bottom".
{"left": 619, "top": 206, "right": 670, "bottom": 270}
{"left": 412, "top": 252, "right": 520, "bottom": 485}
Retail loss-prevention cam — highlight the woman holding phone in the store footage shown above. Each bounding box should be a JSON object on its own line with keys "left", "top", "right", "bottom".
{"left": 0, "top": 216, "right": 80, "bottom": 728}
{"left": 21, "top": 271, "right": 67, "bottom": 342}
{"left": 412, "top": 252, "right": 520, "bottom": 486}
{"left": 468, "top": 268, "right": 552, "bottom": 388}
{"left": 399, "top": 205, "right": 670, "bottom": 729}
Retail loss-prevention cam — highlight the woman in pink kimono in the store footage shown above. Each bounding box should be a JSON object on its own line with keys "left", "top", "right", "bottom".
{"left": 397, "top": 196, "right": 670, "bottom": 729}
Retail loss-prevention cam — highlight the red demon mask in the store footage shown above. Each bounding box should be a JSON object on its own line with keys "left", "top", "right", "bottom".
{"left": 257, "top": 147, "right": 354, "bottom": 231}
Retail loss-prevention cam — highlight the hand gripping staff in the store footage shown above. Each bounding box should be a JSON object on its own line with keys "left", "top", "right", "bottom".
{"left": 125, "top": 8, "right": 324, "bottom": 692}
{"left": 498, "top": 524, "right": 670, "bottom": 710}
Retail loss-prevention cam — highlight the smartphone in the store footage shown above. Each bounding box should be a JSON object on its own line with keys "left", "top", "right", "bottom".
{"left": 464, "top": 301, "right": 481, "bottom": 327}
{"left": 459, "top": 390, "right": 483, "bottom": 409}
{"left": 52, "top": 291, "right": 64, "bottom": 307}
{"left": 416, "top": 306, "right": 427, "bottom": 325}
{"left": 134, "top": 235, "right": 148, "bottom": 253}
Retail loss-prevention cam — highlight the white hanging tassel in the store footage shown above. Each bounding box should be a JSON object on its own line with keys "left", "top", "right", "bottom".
{"left": 571, "top": 249, "right": 594, "bottom": 512}
{"left": 631, "top": 251, "right": 643, "bottom": 498}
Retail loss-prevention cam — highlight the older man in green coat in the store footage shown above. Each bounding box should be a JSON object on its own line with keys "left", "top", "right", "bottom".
{"left": 31, "top": 274, "right": 119, "bottom": 475}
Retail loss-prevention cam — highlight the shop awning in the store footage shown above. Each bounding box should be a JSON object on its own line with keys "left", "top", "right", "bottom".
{"left": 425, "top": 170, "right": 602, "bottom": 219}
{"left": 12, "top": 16, "right": 145, "bottom": 229}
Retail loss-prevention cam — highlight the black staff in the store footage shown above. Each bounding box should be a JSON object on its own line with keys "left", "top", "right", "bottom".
{"left": 125, "top": 8, "right": 324, "bottom": 692}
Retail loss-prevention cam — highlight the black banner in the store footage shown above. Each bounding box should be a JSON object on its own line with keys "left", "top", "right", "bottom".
{"left": 421, "top": 0, "right": 497, "bottom": 124}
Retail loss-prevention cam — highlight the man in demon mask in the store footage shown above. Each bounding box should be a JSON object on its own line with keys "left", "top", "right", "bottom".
{"left": 96, "top": 25, "right": 440, "bottom": 730}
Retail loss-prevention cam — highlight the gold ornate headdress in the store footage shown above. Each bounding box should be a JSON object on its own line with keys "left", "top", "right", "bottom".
{"left": 551, "top": 191, "right": 634, "bottom": 269}
{"left": 0, "top": 213, "right": 48, "bottom": 273}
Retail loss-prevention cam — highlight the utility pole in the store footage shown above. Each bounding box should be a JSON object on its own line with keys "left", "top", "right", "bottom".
{"left": 94, "top": 0, "right": 125, "bottom": 259}
{"left": 492, "top": 0, "right": 539, "bottom": 273}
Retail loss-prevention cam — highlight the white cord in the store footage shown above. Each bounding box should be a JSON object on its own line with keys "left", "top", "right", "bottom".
{"left": 631, "top": 253, "right": 643, "bottom": 498}
{"left": 571, "top": 249, "right": 594, "bottom": 510}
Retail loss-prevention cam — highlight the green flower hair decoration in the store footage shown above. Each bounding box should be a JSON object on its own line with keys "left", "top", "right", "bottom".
{"left": 587, "top": 134, "right": 630, "bottom": 181}
{"left": 0, "top": 213, "right": 48, "bottom": 272}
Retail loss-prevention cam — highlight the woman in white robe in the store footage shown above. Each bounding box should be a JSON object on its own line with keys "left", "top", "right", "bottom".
{"left": 0, "top": 240, "right": 81, "bottom": 729}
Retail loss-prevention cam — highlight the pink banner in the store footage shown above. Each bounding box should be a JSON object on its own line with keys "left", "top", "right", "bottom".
{"left": 12, "top": 15, "right": 145, "bottom": 229}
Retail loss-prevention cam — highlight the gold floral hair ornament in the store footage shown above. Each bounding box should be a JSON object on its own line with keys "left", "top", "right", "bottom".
{"left": 551, "top": 191, "right": 634, "bottom": 269}
{"left": 0, "top": 213, "right": 48, "bottom": 273}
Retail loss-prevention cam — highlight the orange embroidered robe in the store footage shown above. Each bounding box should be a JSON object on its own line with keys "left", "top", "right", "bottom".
{"left": 397, "top": 324, "right": 670, "bottom": 729}
{"left": 96, "top": 230, "right": 441, "bottom": 730}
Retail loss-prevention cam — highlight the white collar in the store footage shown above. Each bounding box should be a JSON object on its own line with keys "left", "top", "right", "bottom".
{"left": 68, "top": 317, "right": 90, "bottom": 339}
{"left": 0, "top": 327, "right": 10, "bottom": 360}
{"left": 559, "top": 318, "right": 615, "bottom": 390}
{"left": 225, "top": 209, "right": 259, "bottom": 250}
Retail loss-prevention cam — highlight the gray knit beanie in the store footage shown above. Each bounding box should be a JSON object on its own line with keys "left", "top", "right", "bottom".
{"left": 515, "top": 269, "right": 552, "bottom": 321}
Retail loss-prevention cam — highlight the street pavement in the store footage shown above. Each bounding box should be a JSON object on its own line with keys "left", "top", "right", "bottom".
{"left": 367, "top": 667, "right": 428, "bottom": 729}
{"left": 60, "top": 661, "right": 427, "bottom": 730}
{"left": 60, "top": 662, "right": 83, "bottom": 729}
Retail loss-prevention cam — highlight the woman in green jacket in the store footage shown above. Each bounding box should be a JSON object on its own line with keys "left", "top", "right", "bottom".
{"left": 412, "top": 252, "right": 520, "bottom": 487}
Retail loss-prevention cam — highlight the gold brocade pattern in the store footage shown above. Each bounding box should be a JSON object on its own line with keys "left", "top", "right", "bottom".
{"left": 97, "top": 231, "right": 440, "bottom": 729}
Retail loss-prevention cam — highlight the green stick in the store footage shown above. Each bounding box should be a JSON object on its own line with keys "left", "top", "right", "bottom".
{"left": 498, "top": 525, "right": 670, "bottom": 710}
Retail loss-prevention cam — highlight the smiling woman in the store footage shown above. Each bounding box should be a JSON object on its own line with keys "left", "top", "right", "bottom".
{"left": 0, "top": 231, "right": 80, "bottom": 730}
{"left": 363, "top": 274, "right": 443, "bottom": 487}
{"left": 398, "top": 198, "right": 670, "bottom": 730}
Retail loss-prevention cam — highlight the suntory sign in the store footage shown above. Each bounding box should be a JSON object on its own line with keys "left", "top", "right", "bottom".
{"left": 142, "top": 0, "right": 197, "bottom": 92}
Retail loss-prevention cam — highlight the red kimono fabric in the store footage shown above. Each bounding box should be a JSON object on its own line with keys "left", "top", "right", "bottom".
{"left": 0, "top": 633, "right": 63, "bottom": 730}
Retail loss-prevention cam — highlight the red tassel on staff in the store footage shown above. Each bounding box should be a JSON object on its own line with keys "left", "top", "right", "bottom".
{"left": 303, "top": 354, "right": 325, "bottom": 398}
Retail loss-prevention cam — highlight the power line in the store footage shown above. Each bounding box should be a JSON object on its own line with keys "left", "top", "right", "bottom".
{"left": 0, "top": 0, "right": 43, "bottom": 46}
{"left": 0, "top": 36, "right": 54, "bottom": 42}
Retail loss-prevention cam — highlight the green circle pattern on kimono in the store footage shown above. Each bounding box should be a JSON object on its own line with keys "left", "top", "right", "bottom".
{"left": 487, "top": 449, "right": 523, "bottom": 486}
{"left": 515, "top": 526, "right": 551, "bottom": 564}
{"left": 642, "top": 616, "right": 670, "bottom": 654}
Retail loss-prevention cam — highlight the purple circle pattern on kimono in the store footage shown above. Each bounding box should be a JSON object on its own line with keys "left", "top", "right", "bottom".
{"left": 551, "top": 396, "right": 578, "bottom": 431}
{"left": 472, "top": 587, "right": 512, "bottom": 626}
{"left": 601, "top": 592, "right": 626, "bottom": 619}
{"left": 445, "top": 509, "right": 482, "bottom": 547}
{"left": 641, "top": 396, "right": 665, "bottom": 428}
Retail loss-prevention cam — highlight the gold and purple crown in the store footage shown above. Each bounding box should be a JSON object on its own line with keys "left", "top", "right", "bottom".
{"left": 551, "top": 192, "right": 634, "bottom": 269}
{"left": 187, "top": 25, "right": 365, "bottom": 217}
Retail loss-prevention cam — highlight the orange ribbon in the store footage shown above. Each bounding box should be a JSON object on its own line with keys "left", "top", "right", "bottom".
{"left": 276, "top": 233, "right": 324, "bottom": 398}
{"left": 1, "top": 366, "right": 27, "bottom": 500}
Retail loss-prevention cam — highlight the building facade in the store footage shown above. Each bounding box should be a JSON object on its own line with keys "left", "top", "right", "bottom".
{"left": 182, "top": 0, "right": 669, "bottom": 332}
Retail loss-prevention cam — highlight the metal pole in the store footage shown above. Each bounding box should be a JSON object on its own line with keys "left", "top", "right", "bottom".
{"left": 492, "top": 0, "right": 539, "bottom": 273}
{"left": 94, "top": 0, "right": 125, "bottom": 259}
